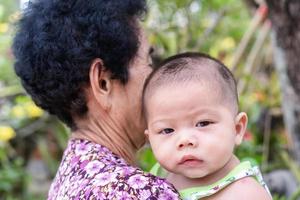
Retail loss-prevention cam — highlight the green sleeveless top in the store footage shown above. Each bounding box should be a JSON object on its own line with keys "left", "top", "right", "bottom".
{"left": 150, "top": 161, "right": 271, "bottom": 200}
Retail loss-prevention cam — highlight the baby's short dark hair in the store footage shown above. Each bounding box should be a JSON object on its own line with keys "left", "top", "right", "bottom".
{"left": 142, "top": 52, "right": 239, "bottom": 116}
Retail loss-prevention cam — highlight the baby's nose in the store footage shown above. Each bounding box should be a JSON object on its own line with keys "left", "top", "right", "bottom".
{"left": 177, "top": 134, "right": 198, "bottom": 150}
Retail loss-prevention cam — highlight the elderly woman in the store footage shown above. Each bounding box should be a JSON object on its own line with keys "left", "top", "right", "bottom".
{"left": 12, "top": 0, "right": 181, "bottom": 199}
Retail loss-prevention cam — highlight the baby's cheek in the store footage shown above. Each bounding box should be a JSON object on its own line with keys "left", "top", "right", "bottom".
{"left": 150, "top": 136, "right": 175, "bottom": 163}
{"left": 152, "top": 142, "right": 169, "bottom": 160}
{"left": 213, "top": 144, "right": 234, "bottom": 163}
{"left": 207, "top": 136, "right": 233, "bottom": 153}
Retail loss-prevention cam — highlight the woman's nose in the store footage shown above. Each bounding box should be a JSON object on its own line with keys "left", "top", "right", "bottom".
{"left": 177, "top": 134, "right": 198, "bottom": 150}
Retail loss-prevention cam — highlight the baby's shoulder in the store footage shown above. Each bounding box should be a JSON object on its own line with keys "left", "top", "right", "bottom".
{"left": 209, "top": 177, "right": 271, "bottom": 200}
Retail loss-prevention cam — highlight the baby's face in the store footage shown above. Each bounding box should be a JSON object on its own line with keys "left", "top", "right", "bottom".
{"left": 145, "top": 81, "right": 247, "bottom": 179}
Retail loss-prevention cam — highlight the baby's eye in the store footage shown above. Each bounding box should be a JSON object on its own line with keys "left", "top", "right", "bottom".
{"left": 196, "top": 121, "right": 212, "bottom": 127}
{"left": 158, "top": 128, "right": 174, "bottom": 135}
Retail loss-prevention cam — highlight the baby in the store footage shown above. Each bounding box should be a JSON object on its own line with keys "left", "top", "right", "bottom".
{"left": 142, "top": 52, "right": 272, "bottom": 199}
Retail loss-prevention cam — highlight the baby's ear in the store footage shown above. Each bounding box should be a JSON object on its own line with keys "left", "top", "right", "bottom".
{"left": 234, "top": 112, "right": 248, "bottom": 145}
{"left": 144, "top": 129, "right": 149, "bottom": 139}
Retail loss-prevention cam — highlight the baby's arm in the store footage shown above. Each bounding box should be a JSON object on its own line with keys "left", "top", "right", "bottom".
{"left": 205, "top": 177, "right": 272, "bottom": 200}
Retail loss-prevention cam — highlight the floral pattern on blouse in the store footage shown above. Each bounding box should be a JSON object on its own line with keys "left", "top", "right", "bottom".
{"left": 48, "top": 139, "right": 181, "bottom": 200}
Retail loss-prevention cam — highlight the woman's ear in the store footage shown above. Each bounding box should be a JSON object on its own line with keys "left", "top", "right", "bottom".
{"left": 89, "top": 58, "right": 112, "bottom": 110}
{"left": 234, "top": 112, "right": 248, "bottom": 146}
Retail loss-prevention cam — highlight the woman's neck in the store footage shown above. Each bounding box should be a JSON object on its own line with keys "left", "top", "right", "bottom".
{"left": 71, "top": 115, "right": 140, "bottom": 166}
{"left": 167, "top": 155, "right": 240, "bottom": 190}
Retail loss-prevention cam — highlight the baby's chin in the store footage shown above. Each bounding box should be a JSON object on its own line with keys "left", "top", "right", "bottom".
{"left": 164, "top": 164, "right": 209, "bottom": 179}
{"left": 167, "top": 167, "right": 208, "bottom": 179}
{"left": 180, "top": 171, "right": 209, "bottom": 179}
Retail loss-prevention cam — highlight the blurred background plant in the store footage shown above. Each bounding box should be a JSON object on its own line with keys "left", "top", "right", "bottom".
{"left": 0, "top": 0, "right": 299, "bottom": 199}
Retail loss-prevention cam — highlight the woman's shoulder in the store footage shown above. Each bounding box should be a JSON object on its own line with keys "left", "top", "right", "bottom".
{"left": 111, "top": 165, "right": 181, "bottom": 199}
{"left": 48, "top": 139, "right": 181, "bottom": 199}
{"left": 74, "top": 156, "right": 181, "bottom": 199}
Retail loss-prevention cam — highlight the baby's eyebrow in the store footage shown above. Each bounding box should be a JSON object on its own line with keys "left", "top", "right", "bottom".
{"left": 149, "top": 118, "right": 172, "bottom": 128}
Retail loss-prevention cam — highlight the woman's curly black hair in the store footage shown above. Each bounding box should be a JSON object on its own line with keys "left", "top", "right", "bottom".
{"left": 13, "top": 0, "right": 147, "bottom": 129}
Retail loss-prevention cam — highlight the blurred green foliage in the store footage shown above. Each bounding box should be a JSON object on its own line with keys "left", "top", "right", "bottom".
{"left": 0, "top": 0, "right": 298, "bottom": 199}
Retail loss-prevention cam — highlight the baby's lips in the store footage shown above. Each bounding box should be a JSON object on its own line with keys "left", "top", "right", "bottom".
{"left": 179, "top": 155, "right": 202, "bottom": 164}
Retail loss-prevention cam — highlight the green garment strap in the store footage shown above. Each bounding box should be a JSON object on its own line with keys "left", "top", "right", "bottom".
{"left": 150, "top": 161, "right": 272, "bottom": 200}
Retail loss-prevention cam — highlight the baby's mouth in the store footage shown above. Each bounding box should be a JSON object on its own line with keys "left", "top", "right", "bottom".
{"left": 179, "top": 155, "right": 204, "bottom": 166}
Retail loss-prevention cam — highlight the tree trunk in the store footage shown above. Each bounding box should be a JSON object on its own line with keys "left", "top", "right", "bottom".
{"left": 266, "top": 0, "right": 300, "bottom": 164}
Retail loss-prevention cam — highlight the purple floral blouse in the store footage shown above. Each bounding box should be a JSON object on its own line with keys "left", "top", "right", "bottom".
{"left": 48, "top": 139, "right": 180, "bottom": 200}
